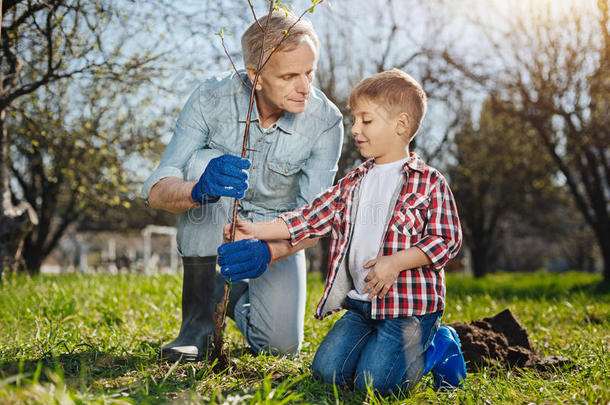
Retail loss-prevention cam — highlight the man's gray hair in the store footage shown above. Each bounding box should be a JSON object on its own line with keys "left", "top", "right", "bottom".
{"left": 241, "top": 11, "right": 319, "bottom": 69}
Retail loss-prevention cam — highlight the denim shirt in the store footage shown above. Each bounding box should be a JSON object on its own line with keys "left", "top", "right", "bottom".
{"left": 141, "top": 70, "right": 344, "bottom": 256}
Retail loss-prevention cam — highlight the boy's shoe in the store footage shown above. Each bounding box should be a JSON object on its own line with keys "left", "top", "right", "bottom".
{"left": 423, "top": 325, "right": 467, "bottom": 390}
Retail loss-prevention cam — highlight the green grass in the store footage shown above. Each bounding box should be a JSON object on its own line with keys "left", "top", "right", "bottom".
{"left": 0, "top": 270, "right": 608, "bottom": 404}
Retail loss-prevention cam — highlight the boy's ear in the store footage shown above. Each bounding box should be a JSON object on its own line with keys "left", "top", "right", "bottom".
{"left": 246, "top": 67, "right": 263, "bottom": 91}
{"left": 395, "top": 113, "right": 411, "bottom": 138}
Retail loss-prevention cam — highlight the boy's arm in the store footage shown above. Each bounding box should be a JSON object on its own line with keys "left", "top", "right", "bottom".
{"left": 224, "top": 217, "right": 318, "bottom": 261}
{"left": 362, "top": 247, "right": 432, "bottom": 299}
{"left": 218, "top": 182, "right": 343, "bottom": 282}
{"left": 413, "top": 176, "right": 462, "bottom": 271}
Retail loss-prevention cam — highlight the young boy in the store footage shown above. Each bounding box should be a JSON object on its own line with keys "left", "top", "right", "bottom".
{"left": 218, "top": 69, "right": 463, "bottom": 394}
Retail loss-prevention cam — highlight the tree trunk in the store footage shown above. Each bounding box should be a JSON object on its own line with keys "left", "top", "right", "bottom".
{"left": 23, "top": 249, "right": 43, "bottom": 276}
{"left": 471, "top": 242, "right": 490, "bottom": 278}
{"left": 0, "top": 110, "right": 38, "bottom": 279}
{"left": 597, "top": 225, "right": 610, "bottom": 284}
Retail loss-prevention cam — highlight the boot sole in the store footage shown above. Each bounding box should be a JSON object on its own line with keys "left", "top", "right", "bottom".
{"left": 159, "top": 348, "right": 203, "bottom": 363}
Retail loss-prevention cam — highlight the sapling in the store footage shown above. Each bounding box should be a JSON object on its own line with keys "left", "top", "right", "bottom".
{"left": 210, "top": 0, "right": 325, "bottom": 370}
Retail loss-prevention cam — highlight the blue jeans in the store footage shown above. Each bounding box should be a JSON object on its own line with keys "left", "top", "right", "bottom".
{"left": 312, "top": 297, "right": 441, "bottom": 395}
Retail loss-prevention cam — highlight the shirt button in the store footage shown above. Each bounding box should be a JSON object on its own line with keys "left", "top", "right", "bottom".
{"left": 284, "top": 169, "right": 289, "bottom": 174}
{"left": 247, "top": 188, "right": 253, "bottom": 193}
{"left": 252, "top": 165, "right": 257, "bottom": 169}
{"left": 258, "top": 138, "right": 262, "bottom": 142}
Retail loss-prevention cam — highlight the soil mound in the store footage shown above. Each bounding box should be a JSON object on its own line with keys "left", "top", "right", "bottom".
{"left": 447, "top": 309, "right": 572, "bottom": 372}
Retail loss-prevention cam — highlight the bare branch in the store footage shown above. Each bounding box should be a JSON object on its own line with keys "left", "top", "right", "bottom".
{"left": 248, "top": 0, "right": 264, "bottom": 32}
{"left": 219, "top": 32, "right": 252, "bottom": 90}
{"left": 259, "top": 0, "right": 326, "bottom": 72}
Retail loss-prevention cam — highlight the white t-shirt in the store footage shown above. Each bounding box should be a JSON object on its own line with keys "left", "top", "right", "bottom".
{"left": 347, "top": 158, "right": 407, "bottom": 301}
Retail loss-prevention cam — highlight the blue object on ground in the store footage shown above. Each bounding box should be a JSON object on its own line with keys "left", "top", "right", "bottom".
{"left": 423, "top": 325, "right": 467, "bottom": 390}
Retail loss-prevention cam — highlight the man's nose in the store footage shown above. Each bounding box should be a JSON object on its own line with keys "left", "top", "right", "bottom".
{"left": 295, "top": 75, "right": 310, "bottom": 94}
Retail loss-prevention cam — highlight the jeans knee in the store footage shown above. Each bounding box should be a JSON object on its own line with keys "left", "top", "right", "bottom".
{"left": 312, "top": 352, "right": 347, "bottom": 386}
{"left": 354, "top": 367, "right": 407, "bottom": 395}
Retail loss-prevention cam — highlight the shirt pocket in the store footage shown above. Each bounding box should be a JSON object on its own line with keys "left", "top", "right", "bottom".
{"left": 265, "top": 159, "right": 307, "bottom": 195}
{"left": 390, "top": 194, "right": 430, "bottom": 236}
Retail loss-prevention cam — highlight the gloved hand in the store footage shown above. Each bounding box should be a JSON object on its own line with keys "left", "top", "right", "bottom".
{"left": 217, "top": 239, "right": 273, "bottom": 282}
{"left": 190, "top": 154, "right": 251, "bottom": 204}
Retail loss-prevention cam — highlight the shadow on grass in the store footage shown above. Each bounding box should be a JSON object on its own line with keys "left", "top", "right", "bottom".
{"left": 0, "top": 349, "right": 150, "bottom": 382}
{"left": 0, "top": 346, "right": 207, "bottom": 402}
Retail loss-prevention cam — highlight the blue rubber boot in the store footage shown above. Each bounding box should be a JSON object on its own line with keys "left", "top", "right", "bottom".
{"left": 423, "top": 325, "right": 467, "bottom": 390}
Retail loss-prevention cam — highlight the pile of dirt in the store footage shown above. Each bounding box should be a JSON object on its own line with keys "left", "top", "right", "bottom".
{"left": 447, "top": 309, "right": 573, "bottom": 373}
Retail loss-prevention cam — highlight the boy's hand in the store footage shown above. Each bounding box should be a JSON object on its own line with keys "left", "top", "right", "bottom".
{"left": 362, "top": 255, "right": 401, "bottom": 299}
{"left": 223, "top": 217, "right": 256, "bottom": 242}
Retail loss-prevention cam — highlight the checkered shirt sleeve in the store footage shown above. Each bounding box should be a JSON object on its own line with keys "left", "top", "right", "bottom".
{"left": 413, "top": 175, "right": 462, "bottom": 270}
{"left": 279, "top": 182, "right": 343, "bottom": 245}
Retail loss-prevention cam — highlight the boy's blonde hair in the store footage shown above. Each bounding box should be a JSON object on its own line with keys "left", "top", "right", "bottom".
{"left": 241, "top": 11, "right": 319, "bottom": 70}
{"left": 349, "top": 69, "right": 427, "bottom": 139}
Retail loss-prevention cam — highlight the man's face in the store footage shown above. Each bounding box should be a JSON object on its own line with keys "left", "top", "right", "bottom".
{"left": 249, "top": 37, "right": 318, "bottom": 118}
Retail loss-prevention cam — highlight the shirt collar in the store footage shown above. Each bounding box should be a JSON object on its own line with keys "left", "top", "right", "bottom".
{"left": 236, "top": 70, "right": 295, "bottom": 135}
{"left": 354, "top": 152, "right": 425, "bottom": 177}
{"left": 404, "top": 152, "right": 426, "bottom": 173}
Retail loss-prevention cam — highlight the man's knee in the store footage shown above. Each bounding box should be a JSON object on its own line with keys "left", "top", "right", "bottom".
{"left": 248, "top": 328, "right": 302, "bottom": 356}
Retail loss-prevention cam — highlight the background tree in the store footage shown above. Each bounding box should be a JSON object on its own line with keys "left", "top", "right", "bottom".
{"left": 9, "top": 76, "right": 168, "bottom": 273}
{"left": 439, "top": 0, "right": 610, "bottom": 281}
{"left": 0, "top": 0, "right": 174, "bottom": 274}
{"left": 449, "top": 98, "right": 559, "bottom": 277}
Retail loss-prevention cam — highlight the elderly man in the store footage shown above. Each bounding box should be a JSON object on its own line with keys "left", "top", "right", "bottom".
{"left": 142, "top": 11, "right": 343, "bottom": 362}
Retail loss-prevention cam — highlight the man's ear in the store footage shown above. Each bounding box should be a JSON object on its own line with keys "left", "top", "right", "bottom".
{"left": 395, "top": 113, "right": 411, "bottom": 138}
{"left": 246, "top": 67, "right": 263, "bottom": 91}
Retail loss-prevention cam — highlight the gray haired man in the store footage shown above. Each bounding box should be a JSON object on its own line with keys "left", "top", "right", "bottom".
{"left": 142, "top": 11, "right": 343, "bottom": 361}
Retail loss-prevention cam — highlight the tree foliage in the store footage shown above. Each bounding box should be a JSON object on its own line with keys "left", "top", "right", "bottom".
{"left": 9, "top": 77, "right": 168, "bottom": 272}
{"left": 440, "top": 0, "right": 610, "bottom": 280}
{"left": 1, "top": 0, "right": 172, "bottom": 273}
{"left": 449, "top": 98, "right": 559, "bottom": 277}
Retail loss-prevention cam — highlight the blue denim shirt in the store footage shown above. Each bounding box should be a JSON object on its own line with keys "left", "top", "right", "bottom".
{"left": 141, "top": 70, "right": 344, "bottom": 256}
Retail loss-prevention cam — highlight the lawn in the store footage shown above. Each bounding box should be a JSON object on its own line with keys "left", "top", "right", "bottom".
{"left": 0, "top": 270, "right": 608, "bottom": 404}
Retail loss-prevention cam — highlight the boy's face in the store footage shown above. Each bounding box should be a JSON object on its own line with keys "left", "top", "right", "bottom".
{"left": 247, "top": 37, "right": 318, "bottom": 118}
{"left": 350, "top": 98, "right": 410, "bottom": 164}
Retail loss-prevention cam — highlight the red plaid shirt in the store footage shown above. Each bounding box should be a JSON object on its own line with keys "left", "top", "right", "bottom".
{"left": 280, "top": 153, "right": 462, "bottom": 319}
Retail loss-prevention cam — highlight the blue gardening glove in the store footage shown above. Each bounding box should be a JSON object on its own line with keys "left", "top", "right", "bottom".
{"left": 217, "top": 239, "right": 273, "bottom": 282}
{"left": 190, "top": 154, "right": 251, "bottom": 204}
{"left": 423, "top": 325, "right": 467, "bottom": 390}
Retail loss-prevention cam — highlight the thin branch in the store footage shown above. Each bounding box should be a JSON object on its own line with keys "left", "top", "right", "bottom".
{"left": 259, "top": 1, "right": 325, "bottom": 72}
{"left": 219, "top": 33, "right": 252, "bottom": 90}
{"left": 248, "top": 0, "right": 264, "bottom": 32}
{"left": 213, "top": 0, "right": 277, "bottom": 369}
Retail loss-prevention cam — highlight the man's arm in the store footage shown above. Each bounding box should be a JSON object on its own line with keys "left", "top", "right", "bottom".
{"left": 148, "top": 177, "right": 198, "bottom": 213}
{"left": 148, "top": 154, "right": 250, "bottom": 213}
{"left": 268, "top": 238, "right": 319, "bottom": 262}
